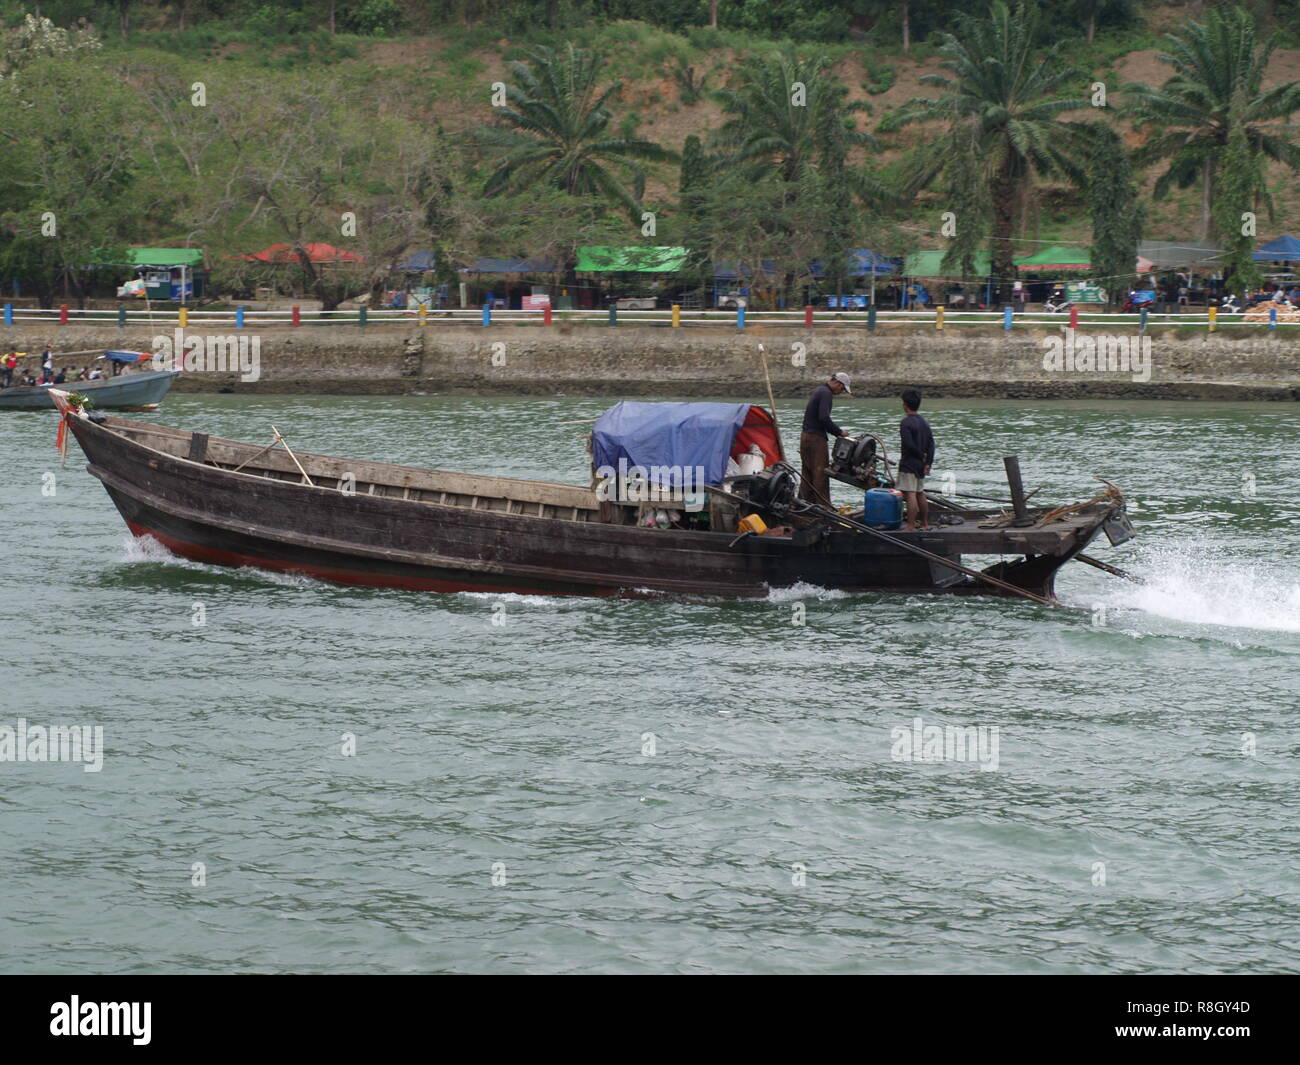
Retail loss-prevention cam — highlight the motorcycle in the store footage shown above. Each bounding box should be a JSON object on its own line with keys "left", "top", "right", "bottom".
{"left": 1042, "top": 288, "right": 1071, "bottom": 314}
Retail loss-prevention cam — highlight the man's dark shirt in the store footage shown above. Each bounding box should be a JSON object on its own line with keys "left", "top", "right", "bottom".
{"left": 899, "top": 412, "right": 935, "bottom": 476}
{"left": 802, "top": 384, "right": 841, "bottom": 438}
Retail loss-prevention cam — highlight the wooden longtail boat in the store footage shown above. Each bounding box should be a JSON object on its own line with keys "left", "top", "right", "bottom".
{"left": 60, "top": 401, "right": 1135, "bottom": 602}
{"left": 0, "top": 369, "right": 178, "bottom": 411}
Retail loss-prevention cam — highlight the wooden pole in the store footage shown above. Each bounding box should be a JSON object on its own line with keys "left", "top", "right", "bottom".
{"left": 758, "top": 343, "right": 784, "bottom": 457}
{"left": 271, "top": 425, "right": 316, "bottom": 487}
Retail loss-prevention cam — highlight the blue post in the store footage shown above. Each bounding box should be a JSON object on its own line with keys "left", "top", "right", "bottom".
{"left": 1002, "top": 305, "right": 1013, "bottom": 330}
{"left": 1269, "top": 305, "right": 1278, "bottom": 331}
{"left": 359, "top": 305, "right": 367, "bottom": 328}
{"left": 482, "top": 304, "right": 491, "bottom": 326}
{"left": 1139, "top": 307, "right": 1148, "bottom": 334}
{"left": 608, "top": 304, "right": 617, "bottom": 326}
{"left": 117, "top": 303, "right": 126, "bottom": 328}
{"left": 235, "top": 306, "right": 245, "bottom": 329}
{"left": 868, "top": 305, "right": 877, "bottom": 332}
{"left": 2, "top": 303, "right": 10, "bottom": 326}
{"left": 737, "top": 306, "right": 745, "bottom": 330}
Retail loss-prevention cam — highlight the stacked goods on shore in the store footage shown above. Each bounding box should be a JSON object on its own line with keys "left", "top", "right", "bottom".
{"left": 1243, "top": 303, "right": 1300, "bottom": 323}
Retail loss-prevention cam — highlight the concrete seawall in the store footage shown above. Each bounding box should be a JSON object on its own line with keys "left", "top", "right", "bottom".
{"left": 3, "top": 323, "right": 1298, "bottom": 400}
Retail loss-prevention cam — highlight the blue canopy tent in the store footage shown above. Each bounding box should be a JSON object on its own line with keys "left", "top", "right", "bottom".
{"left": 1253, "top": 235, "right": 1300, "bottom": 264}
{"left": 457, "top": 258, "right": 558, "bottom": 309}
{"left": 396, "top": 250, "right": 436, "bottom": 272}
{"left": 810, "top": 249, "right": 900, "bottom": 308}
{"left": 592, "top": 402, "right": 752, "bottom": 487}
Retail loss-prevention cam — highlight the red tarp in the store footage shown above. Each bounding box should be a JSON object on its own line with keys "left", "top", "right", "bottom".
{"left": 731, "top": 405, "right": 784, "bottom": 467}
{"left": 242, "top": 242, "right": 364, "bottom": 263}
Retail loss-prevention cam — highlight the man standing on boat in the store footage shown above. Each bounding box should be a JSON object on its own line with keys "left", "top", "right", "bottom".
{"left": 799, "top": 372, "right": 851, "bottom": 503}
{"left": 898, "top": 388, "right": 935, "bottom": 531}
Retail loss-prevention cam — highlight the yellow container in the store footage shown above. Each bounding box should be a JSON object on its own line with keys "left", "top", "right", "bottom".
{"left": 738, "top": 513, "right": 768, "bottom": 536}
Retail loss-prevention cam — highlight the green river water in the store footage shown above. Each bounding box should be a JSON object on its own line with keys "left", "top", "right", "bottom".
{"left": 1, "top": 393, "right": 1296, "bottom": 973}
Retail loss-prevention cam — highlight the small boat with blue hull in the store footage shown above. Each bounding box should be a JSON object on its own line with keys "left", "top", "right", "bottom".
{"left": 0, "top": 369, "right": 178, "bottom": 411}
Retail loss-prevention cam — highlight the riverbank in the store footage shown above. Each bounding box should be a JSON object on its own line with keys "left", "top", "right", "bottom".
{"left": 3, "top": 324, "right": 1298, "bottom": 400}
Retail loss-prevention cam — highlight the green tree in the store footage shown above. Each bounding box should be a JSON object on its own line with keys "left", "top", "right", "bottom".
{"left": 1214, "top": 116, "right": 1265, "bottom": 292}
{"left": 711, "top": 50, "right": 881, "bottom": 304}
{"left": 480, "top": 44, "right": 674, "bottom": 220}
{"left": 0, "top": 57, "right": 139, "bottom": 305}
{"left": 1123, "top": 4, "right": 1300, "bottom": 240}
{"left": 896, "top": 2, "right": 1090, "bottom": 298}
{"left": 1086, "top": 125, "right": 1143, "bottom": 307}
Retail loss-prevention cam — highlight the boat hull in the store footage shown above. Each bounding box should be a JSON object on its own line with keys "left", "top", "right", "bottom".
{"left": 71, "top": 415, "right": 1115, "bottom": 600}
{"left": 0, "top": 370, "right": 178, "bottom": 411}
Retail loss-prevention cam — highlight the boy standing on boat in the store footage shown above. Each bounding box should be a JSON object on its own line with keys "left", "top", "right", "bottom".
{"left": 898, "top": 389, "right": 935, "bottom": 531}
{"left": 799, "top": 373, "right": 851, "bottom": 503}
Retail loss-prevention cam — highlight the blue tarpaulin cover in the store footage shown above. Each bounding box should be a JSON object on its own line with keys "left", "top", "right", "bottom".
{"left": 592, "top": 401, "right": 750, "bottom": 486}
{"left": 1253, "top": 235, "right": 1300, "bottom": 262}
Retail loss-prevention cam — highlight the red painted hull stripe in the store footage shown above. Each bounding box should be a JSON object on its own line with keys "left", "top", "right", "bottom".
{"left": 123, "top": 521, "right": 617, "bottom": 596}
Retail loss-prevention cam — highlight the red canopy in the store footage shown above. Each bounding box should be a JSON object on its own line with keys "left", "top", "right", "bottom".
{"left": 730, "top": 405, "right": 784, "bottom": 467}
{"left": 243, "top": 242, "right": 364, "bottom": 263}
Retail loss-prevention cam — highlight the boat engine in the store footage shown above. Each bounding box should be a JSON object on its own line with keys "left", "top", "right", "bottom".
{"left": 828, "top": 433, "right": 880, "bottom": 490}
{"left": 728, "top": 462, "right": 799, "bottom": 514}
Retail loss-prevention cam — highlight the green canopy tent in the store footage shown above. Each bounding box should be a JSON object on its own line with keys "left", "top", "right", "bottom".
{"left": 576, "top": 246, "right": 689, "bottom": 309}
{"left": 902, "top": 250, "right": 993, "bottom": 277}
{"left": 576, "top": 246, "right": 689, "bottom": 272}
{"left": 1014, "top": 245, "right": 1091, "bottom": 271}
{"left": 95, "top": 247, "right": 206, "bottom": 302}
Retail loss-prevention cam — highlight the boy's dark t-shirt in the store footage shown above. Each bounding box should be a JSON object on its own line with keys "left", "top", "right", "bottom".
{"left": 899, "top": 412, "right": 935, "bottom": 476}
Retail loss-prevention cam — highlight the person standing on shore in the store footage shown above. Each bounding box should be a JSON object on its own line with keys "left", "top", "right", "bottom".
{"left": 898, "top": 388, "right": 935, "bottom": 531}
{"left": 799, "top": 373, "right": 851, "bottom": 503}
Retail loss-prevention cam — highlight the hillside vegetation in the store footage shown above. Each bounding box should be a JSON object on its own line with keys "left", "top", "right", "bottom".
{"left": 2, "top": 1, "right": 1299, "bottom": 307}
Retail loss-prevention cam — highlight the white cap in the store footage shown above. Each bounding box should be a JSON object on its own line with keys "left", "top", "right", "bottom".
{"left": 832, "top": 372, "right": 852, "bottom": 394}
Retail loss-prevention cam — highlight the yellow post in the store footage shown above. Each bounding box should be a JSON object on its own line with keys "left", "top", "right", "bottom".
{"left": 935, "top": 305, "right": 944, "bottom": 330}
{"left": 418, "top": 302, "right": 427, "bottom": 326}
{"left": 1208, "top": 305, "right": 1217, "bottom": 333}
{"left": 671, "top": 304, "right": 681, "bottom": 328}
{"left": 178, "top": 307, "right": 188, "bottom": 328}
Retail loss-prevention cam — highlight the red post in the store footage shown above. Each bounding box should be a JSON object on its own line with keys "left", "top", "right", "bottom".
{"left": 291, "top": 305, "right": 301, "bottom": 327}
{"left": 543, "top": 304, "right": 552, "bottom": 326}
{"left": 59, "top": 304, "right": 69, "bottom": 325}
{"left": 804, "top": 304, "right": 813, "bottom": 328}
{"left": 1069, "top": 304, "right": 1078, "bottom": 330}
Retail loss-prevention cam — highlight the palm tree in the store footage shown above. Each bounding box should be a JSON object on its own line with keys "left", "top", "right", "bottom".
{"left": 712, "top": 51, "right": 876, "bottom": 185}
{"left": 895, "top": 2, "right": 1090, "bottom": 299}
{"left": 1123, "top": 4, "right": 1300, "bottom": 240}
{"left": 480, "top": 44, "right": 674, "bottom": 222}
{"left": 711, "top": 51, "right": 885, "bottom": 304}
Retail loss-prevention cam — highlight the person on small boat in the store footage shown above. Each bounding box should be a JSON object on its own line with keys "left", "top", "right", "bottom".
{"left": 898, "top": 388, "right": 935, "bottom": 531}
{"left": 799, "top": 372, "right": 851, "bottom": 503}
{"left": 2, "top": 351, "right": 15, "bottom": 388}
{"left": 53, "top": 367, "right": 66, "bottom": 384}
